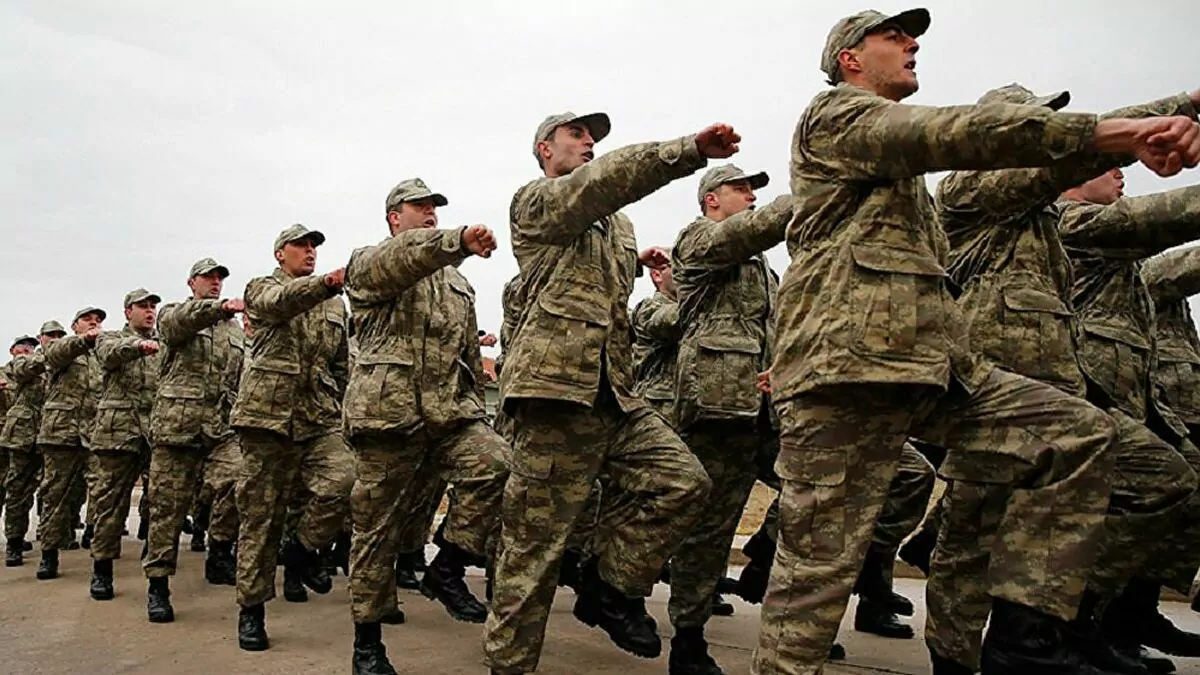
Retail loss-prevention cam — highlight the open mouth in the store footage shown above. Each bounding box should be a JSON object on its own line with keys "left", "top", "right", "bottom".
{"left": 582, "top": 151, "right": 595, "bottom": 162}
{"left": 904, "top": 60, "right": 916, "bottom": 72}
{"left": 423, "top": 218, "right": 436, "bottom": 227}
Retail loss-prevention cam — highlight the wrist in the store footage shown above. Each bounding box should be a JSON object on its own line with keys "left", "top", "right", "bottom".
{"left": 1092, "top": 119, "right": 1136, "bottom": 154}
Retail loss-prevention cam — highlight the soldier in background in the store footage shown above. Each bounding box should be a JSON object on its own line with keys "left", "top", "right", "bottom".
{"left": 87, "top": 288, "right": 161, "bottom": 601}
{"left": 630, "top": 249, "right": 679, "bottom": 423}
{"left": 231, "top": 224, "right": 353, "bottom": 652}
{"left": 2, "top": 331, "right": 51, "bottom": 565}
{"left": 142, "top": 259, "right": 245, "bottom": 622}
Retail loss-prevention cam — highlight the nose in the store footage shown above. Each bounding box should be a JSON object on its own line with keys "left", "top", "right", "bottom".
{"left": 907, "top": 37, "right": 920, "bottom": 54}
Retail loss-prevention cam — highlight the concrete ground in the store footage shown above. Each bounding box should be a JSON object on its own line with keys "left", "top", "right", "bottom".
{"left": 3, "top": 508, "right": 1200, "bottom": 674}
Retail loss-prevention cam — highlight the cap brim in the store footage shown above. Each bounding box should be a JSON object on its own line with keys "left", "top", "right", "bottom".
{"left": 874, "top": 8, "right": 930, "bottom": 39}
{"left": 12, "top": 338, "right": 37, "bottom": 348}
{"left": 1033, "top": 90, "right": 1071, "bottom": 111}
{"left": 571, "top": 112, "right": 611, "bottom": 144}
{"left": 745, "top": 171, "right": 770, "bottom": 190}
{"left": 40, "top": 331, "right": 66, "bottom": 338}
{"left": 285, "top": 231, "right": 327, "bottom": 248}
{"left": 193, "top": 265, "right": 231, "bottom": 279}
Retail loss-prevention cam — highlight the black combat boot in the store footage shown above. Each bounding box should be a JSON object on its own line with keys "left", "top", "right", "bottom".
{"left": 854, "top": 548, "right": 914, "bottom": 617}
{"left": 854, "top": 597, "right": 915, "bottom": 639}
{"left": 331, "top": 529, "right": 351, "bottom": 577}
{"left": 1113, "top": 645, "right": 1176, "bottom": 675}
{"left": 283, "top": 567, "right": 309, "bottom": 603}
{"left": 558, "top": 548, "right": 583, "bottom": 593}
{"left": 351, "top": 622, "right": 398, "bottom": 675}
{"left": 22, "top": 540, "right": 32, "bottom": 552}
{"left": 420, "top": 541, "right": 487, "bottom": 623}
{"left": 829, "top": 643, "right": 846, "bottom": 661}
{"left": 572, "top": 559, "right": 662, "bottom": 659}
{"left": 90, "top": 558, "right": 115, "bottom": 600}
{"left": 715, "top": 576, "right": 739, "bottom": 594}
{"left": 928, "top": 646, "right": 976, "bottom": 675}
{"left": 36, "top": 548, "right": 58, "bottom": 580}
{"left": 282, "top": 534, "right": 332, "bottom": 594}
{"left": 395, "top": 551, "right": 421, "bottom": 590}
{"left": 412, "top": 546, "right": 427, "bottom": 573}
{"left": 1069, "top": 590, "right": 1150, "bottom": 674}
{"left": 898, "top": 524, "right": 936, "bottom": 577}
{"left": 735, "top": 529, "right": 775, "bottom": 604}
{"left": 710, "top": 593, "right": 734, "bottom": 617}
{"left": 79, "top": 524, "right": 94, "bottom": 550}
{"left": 237, "top": 603, "right": 269, "bottom": 651}
{"left": 1121, "top": 579, "right": 1200, "bottom": 658}
{"left": 137, "top": 517, "right": 148, "bottom": 541}
{"left": 205, "top": 539, "right": 236, "bottom": 586}
{"left": 380, "top": 605, "right": 406, "bottom": 625}
{"left": 668, "top": 626, "right": 724, "bottom": 675}
{"left": 980, "top": 598, "right": 1095, "bottom": 675}
{"left": 190, "top": 528, "right": 207, "bottom": 553}
{"left": 147, "top": 577, "right": 175, "bottom": 623}
{"left": 5, "top": 539, "right": 25, "bottom": 567}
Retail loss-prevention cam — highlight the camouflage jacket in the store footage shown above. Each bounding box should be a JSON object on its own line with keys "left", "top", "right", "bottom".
{"left": 344, "top": 228, "right": 486, "bottom": 437}
{"left": 1142, "top": 245, "right": 1200, "bottom": 427}
{"left": 0, "top": 366, "right": 12, "bottom": 419}
{"left": 501, "top": 136, "right": 707, "bottom": 412}
{"left": 671, "top": 196, "right": 791, "bottom": 429}
{"left": 38, "top": 335, "right": 101, "bottom": 448}
{"left": 91, "top": 325, "right": 161, "bottom": 451}
{"left": 0, "top": 354, "right": 47, "bottom": 451}
{"left": 940, "top": 94, "right": 1197, "bottom": 398}
{"left": 630, "top": 291, "right": 680, "bottom": 415}
{"left": 152, "top": 299, "right": 246, "bottom": 446}
{"left": 231, "top": 267, "right": 349, "bottom": 440}
{"left": 495, "top": 274, "right": 526, "bottom": 378}
{"left": 774, "top": 83, "right": 1104, "bottom": 402}
{"left": 1064, "top": 184, "right": 1200, "bottom": 431}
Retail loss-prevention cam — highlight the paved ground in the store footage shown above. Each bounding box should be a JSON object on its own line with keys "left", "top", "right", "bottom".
{"left": 3, "top": 508, "right": 1200, "bottom": 674}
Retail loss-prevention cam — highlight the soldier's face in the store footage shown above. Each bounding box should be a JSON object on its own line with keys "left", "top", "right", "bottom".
{"left": 73, "top": 313, "right": 102, "bottom": 334}
{"left": 10, "top": 344, "right": 33, "bottom": 357}
{"left": 540, "top": 124, "right": 595, "bottom": 177}
{"left": 849, "top": 27, "right": 920, "bottom": 101}
{"left": 388, "top": 200, "right": 439, "bottom": 234}
{"left": 276, "top": 239, "right": 318, "bottom": 277}
{"left": 651, "top": 266, "right": 675, "bottom": 296}
{"left": 126, "top": 301, "right": 158, "bottom": 331}
{"left": 39, "top": 333, "right": 62, "bottom": 347}
{"left": 1076, "top": 169, "right": 1125, "bottom": 206}
{"left": 709, "top": 182, "right": 757, "bottom": 218}
{"left": 188, "top": 271, "right": 225, "bottom": 299}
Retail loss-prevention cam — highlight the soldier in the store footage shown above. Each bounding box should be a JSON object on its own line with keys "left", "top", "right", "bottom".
{"left": 0, "top": 337, "right": 32, "bottom": 534}
{"left": 2, "top": 332, "right": 50, "bottom": 565}
{"left": 87, "top": 288, "right": 162, "bottom": 601}
{"left": 231, "top": 224, "right": 354, "bottom": 652}
{"left": 758, "top": 8, "right": 1200, "bottom": 675}
{"left": 935, "top": 83, "right": 1200, "bottom": 674}
{"left": 142, "top": 259, "right": 245, "bottom": 623}
{"left": 484, "top": 111, "right": 736, "bottom": 674}
{"left": 344, "top": 177, "right": 507, "bottom": 675}
{"left": 630, "top": 250, "right": 680, "bottom": 423}
{"left": 34, "top": 308, "right": 105, "bottom": 580}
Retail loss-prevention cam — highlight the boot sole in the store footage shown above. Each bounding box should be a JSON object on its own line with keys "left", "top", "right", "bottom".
{"left": 573, "top": 602, "right": 661, "bottom": 659}
{"left": 91, "top": 592, "right": 115, "bottom": 601}
{"left": 420, "top": 584, "right": 487, "bottom": 624}
{"left": 239, "top": 641, "right": 269, "bottom": 652}
{"left": 36, "top": 572, "right": 57, "bottom": 580}
{"left": 148, "top": 613, "right": 175, "bottom": 624}
{"left": 6, "top": 560, "right": 23, "bottom": 567}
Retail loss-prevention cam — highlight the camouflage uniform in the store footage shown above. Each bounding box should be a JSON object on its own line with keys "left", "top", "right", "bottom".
{"left": 89, "top": 311, "right": 162, "bottom": 563}
{"left": 231, "top": 233, "right": 354, "bottom": 609}
{"left": 344, "top": 204, "right": 509, "bottom": 624}
{"left": 485, "top": 115, "right": 712, "bottom": 674}
{"left": 931, "top": 85, "right": 1200, "bottom": 668}
{"left": 1, "top": 347, "right": 45, "bottom": 547}
{"left": 755, "top": 15, "right": 1124, "bottom": 673}
{"left": 144, "top": 275, "right": 246, "bottom": 580}
{"left": 630, "top": 290, "right": 680, "bottom": 422}
{"left": 1063, "top": 187, "right": 1200, "bottom": 596}
{"left": 1146, "top": 245, "right": 1200, "bottom": 438}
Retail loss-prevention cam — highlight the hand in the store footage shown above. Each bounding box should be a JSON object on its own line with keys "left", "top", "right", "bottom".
{"left": 637, "top": 247, "right": 670, "bottom": 271}
{"left": 138, "top": 340, "right": 160, "bottom": 355}
{"left": 462, "top": 225, "right": 497, "bottom": 258}
{"left": 756, "top": 370, "right": 772, "bottom": 394}
{"left": 1098, "top": 117, "right": 1200, "bottom": 178}
{"left": 478, "top": 333, "right": 498, "bottom": 347}
{"left": 221, "top": 299, "right": 245, "bottom": 314}
{"left": 695, "top": 123, "right": 741, "bottom": 159}
{"left": 1191, "top": 87, "right": 1200, "bottom": 110}
{"left": 83, "top": 328, "right": 101, "bottom": 345}
{"left": 324, "top": 268, "right": 346, "bottom": 290}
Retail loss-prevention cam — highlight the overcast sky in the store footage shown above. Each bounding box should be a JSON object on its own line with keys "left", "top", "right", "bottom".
{"left": 4, "top": 1, "right": 1200, "bottom": 355}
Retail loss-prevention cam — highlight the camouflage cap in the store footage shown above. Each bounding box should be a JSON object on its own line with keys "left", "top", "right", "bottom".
{"left": 532, "top": 111, "right": 612, "bottom": 159}
{"left": 72, "top": 307, "right": 106, "bottom": 324}
{"left": 40, "top": 320, "right": 67, "bottom": 336}
{"left": 273, "top": 223, "right": 326, "bottom": 252}
{"left": 977, "top": 83, "right": 1070, "bottom": 110}
{"left": 821, "top": 8, "right": 930, "bottom": 82}
{"left": 697, "top": 164, "right": 770, "bottom": 204}
{"left": 10, "top": 335, "right": 38, "bottom": 349}
{"left": 189, "top": 257, "right": 230, "bottom": 279}
{"left": 123, "top": 288, "right": 162, "bottom": 308}
{"left": 385, "top": 178, "right": 448, "bottom": 214}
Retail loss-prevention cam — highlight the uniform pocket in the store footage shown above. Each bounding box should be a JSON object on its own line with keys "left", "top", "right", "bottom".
{"left": 774, "top": 445, "right": 847, "bottom": 561}
{"left": 849, "top": 243, "right": 947, "bottom": 357}
{"left": 695, "top": 335, "right": 761, "bottom": 413}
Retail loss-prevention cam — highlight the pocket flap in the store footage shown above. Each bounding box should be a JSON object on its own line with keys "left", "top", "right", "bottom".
{"left": 98, "top": 399, "right": 134, "bottom": 410}
{"left": 43, "top": 401, "right": 74, "bottom": 411}
{"left": 1083, "top": 322, "right": 1150, "bottom": 350}
{"left": 537, "top": 282, "right": 612, "bottom": 327}
{"left": 1002, "top": 286, "right": 1071, "bottom": 316}
{"left": 1158, "top": 344, "right": 1200, "bottom": 365}
{"left": 159, "top": 385, "right": 203, "bottom": 400}
{"left": 774, "top": 446, "right": 847, "bottom": 486}
{"left": 356, "top": 351, "right": 413, "bottom": 367}
{"left": 696, "top": 335, "right": 761, "bottom": 354}
{"left": 250, "top": 360, "right": 301, "bottom": 375}
{"left": 850, "top": 244, "right": 947, "bottom": 277}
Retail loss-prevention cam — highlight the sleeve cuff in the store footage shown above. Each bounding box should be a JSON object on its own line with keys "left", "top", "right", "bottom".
{"left": 1045, "top": 112, "right": 1098, "bottom": 160}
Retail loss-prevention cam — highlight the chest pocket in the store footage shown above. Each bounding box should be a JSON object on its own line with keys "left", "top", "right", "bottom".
{"left": 992, "top": 285, "right": 1080, "bottom": 389}
{"left": 1082, "top": 321, "right": 1150, "bottom": 417}
{"left": 695, "top": 335, "right": 762, "bottom": 414}
{"left": 849, "top": 243, "right": 947, "bottom": 359}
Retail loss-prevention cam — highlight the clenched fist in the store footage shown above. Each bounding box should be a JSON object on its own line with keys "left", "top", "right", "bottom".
{"left": 695, "top": 123, "right": 741, "bottom": 159}
{"left": 462, "top": 225, "right": 497, "bottom": 258}
{"left": 138, "top": 340, "right": 160, "bottom": 355}
{"left": 324, "top": 268, "right": 346, "bottom": 290}
{"left": 83, "top": 328, "right": 101, "bottom": 344}
{"left": 221, "top": 299, "right": 245, "bottom": 314}
{"left": 638, "top": 247, "right": 670, "bottom": 271}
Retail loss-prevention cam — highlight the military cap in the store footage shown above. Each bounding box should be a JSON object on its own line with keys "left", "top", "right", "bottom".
{"left": 124, "top": 288, "right": 162, "bottom": 308}
{"left": 697, "top": 164, "right": 770, "bottom": 204}
{"left": 40, "top": 320, "right": 67, "bottom": 336}
{"left": 385, "top": 178, "right": 448, "bottom": 214}
{"left": 273, "top": 223, "right": 326, "bottom": 252}
{"left": 821, "top": 8, "right": 931, "bottom": 82}
{"left": 532, "top": 111, "right": 612, "bottom": 160}
{"left": 189, "top": 257, "right": 231, "bottom": 279}
{"left": 10, "top": 335, "right": 38, "bottom": 349}
{"left": 72, "top": 307, "right": 106, "bottom": 323}
{"left": 977, "top": 83, "right": 1070, "bottom": 111}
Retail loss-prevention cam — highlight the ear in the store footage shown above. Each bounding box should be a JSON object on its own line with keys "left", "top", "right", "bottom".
{"left": 274, "top": 249, "right": 285, "bottom": 264}
{"left": 837, "top": 48, "right": 861, "bottom": 77}
{"left": 703, "top": 192, "right": 720, "bottom": 212}
{"left": 536, "top": 139, "right": 552, "bottom": 163}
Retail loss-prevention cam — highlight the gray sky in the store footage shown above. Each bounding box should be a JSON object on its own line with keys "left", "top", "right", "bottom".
{"left": 4, "top": 0, "right": 1200, "bottom": 356}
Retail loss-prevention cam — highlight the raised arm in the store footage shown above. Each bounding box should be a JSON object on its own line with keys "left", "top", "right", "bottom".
{"left": 1060, "top": 184, "right": 1200, "bottom": 260}
{"left": 631, "top": 294, "right": 681, "bottom": 345}
{"left": 6, "top": 353, "right": 46, "bottom": 383}
{"left": 345, "top": 228, "right": 470, "bottom": 306}
{"left": 157, "top": 300, "right": 230, "bottom": 346}
{"left": 42, "top": 335, "right": 92, "bottom": 371}
{"left": 245, "top": 274, "right": 338, "bottom": 327}
{"left": 1142, "top": 245, "right": 1200, "bottom": 307}
{"left": 673, "top": 195, "right": 794, "bottom": 270}
{"left": 96, "top": 332, "right": 150, "bottom": 370}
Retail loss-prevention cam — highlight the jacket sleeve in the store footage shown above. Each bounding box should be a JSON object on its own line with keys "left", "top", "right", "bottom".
{"left": 96, "top": 333, "right": 150, "bottom": 371}
{"left": 246, "top": 274, "right": 339, "bottom": 327}
{"left": 345, "top": 228, "right": 471, "bottom": 306}
{"left": 1141, "top": 245, "right": 1200, "bottom": 307}
{"left": 7, "top": 353, "right": 46, "bottom": 383}
{"left": 1059, "top": 184, "right": 1200, "bottom": 260}
{"left": 42, "top": 335, "right": 92, "bottom": 371}
{"left": 672, "top": 195, "right": 794, "bottom": 269}
{"left": 631, "top": 296, "right": 681, "bottom": 344}
{"left": 157, "top": 300, "right": 229, "bottom": 346}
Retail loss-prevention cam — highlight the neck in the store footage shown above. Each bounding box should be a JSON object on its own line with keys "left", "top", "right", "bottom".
{"left": 704, "top": 208, "right": 728, "bottom": 223}
{"left": 1059, "top": 188, "right": 1085, "bottom": 203}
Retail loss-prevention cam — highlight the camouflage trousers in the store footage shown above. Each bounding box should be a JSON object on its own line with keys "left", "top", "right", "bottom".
{"left": 193, "top": 436, "right": 241, "bottom": 543}
{"left": 67, "top": 454, "right": 90, "bottom": 529}
{"left": 752, "top": 368, "right": 1114, "bottom": 675}
{"left": 668, "top": 420, "right": 773, "bottom": 629}
{"left": 37, "top": 444, "right": 89, "bottom": 551}
{"left": 3, "top": 448, "right": 41, "bottom": 542}
{"left": 925, "top": 409, "right": 1200, "bottom": 669}
{"left": 348, "top": 419, "right": 508, "bottom": 623}
{"left": 484, "top": 395, "right": 712, "bottom": 674}
{"left": 395, "top": 476, "right": 447, "bottom": 555}
{"left": 89, "top": 445, "right": 150, "bottom": 561}
{"left": 234, "top": 429, "right": 353, "bottom": 607}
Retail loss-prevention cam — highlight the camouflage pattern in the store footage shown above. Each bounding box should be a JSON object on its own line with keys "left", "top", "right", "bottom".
{"left": 88, "top": 448, "right": 147, "bottom": 560}
{"left": 37, "top": 446, "right": 89, "bottom": 550}
{"left": 3, "top": 450, "right": 41, "bottom": 541}
{"left": 0, "top": 353, "right": 46, "bottom": 452}
{"left": 871, "top": 443, "right": 936, "bottom": 558}
{"left": 199, "top": 436, "right": 241, "bottom": 544}
{"left": 819, "top": 8, "right": 930, "bottom": 82}
{"left": 385, "top": 177, "right": 448, "bottom": 210}
{"left": 395, "top": 476, "right": 447, "bottom": 555}
{"left": 629, "top": 290, "right": 680, "bottom": 420}
{"left": 143, "top": 444, "right": 208, "bottom": 576}
{"left": 758, "top": 82, "right": 1121, "bottom": 675}
{"left": 1142, "top": 245, "right": 1200, "bottom": 427}
{"left": 486, "top": 130, "right": 713, "bottom": 673}
{"left": 343, "top": 225, "right": 508, "bottom": 622}
{"left": 39, "top": 334, "right": 101, "bottom": 449}
{"left": 695, "top": 164, "right": 769, "bottom": 203}
{"left": 531, "top": 112, "right": 611, "bottom": 157}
